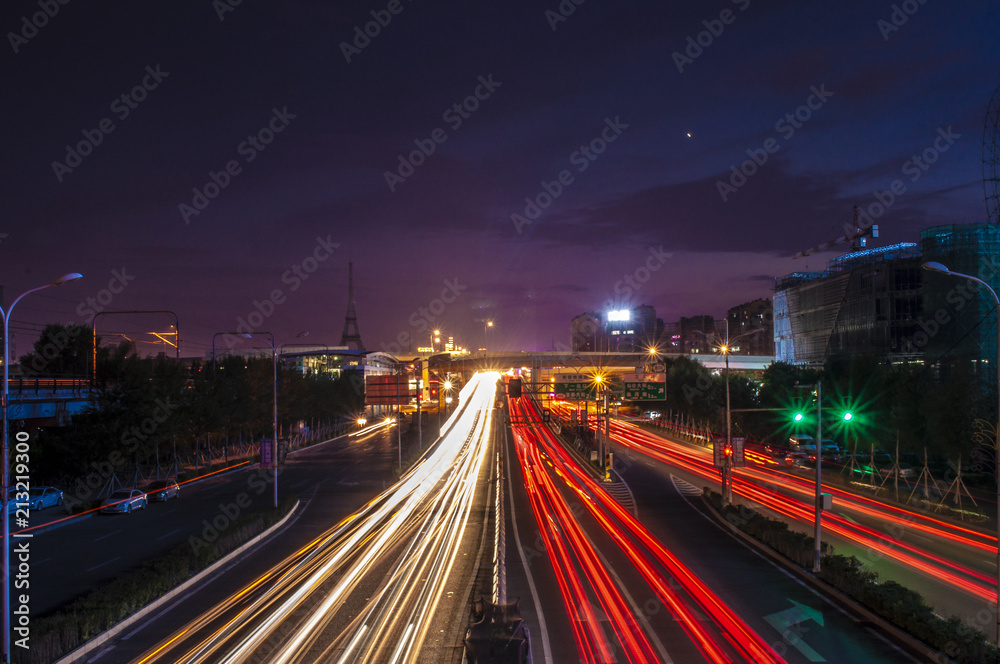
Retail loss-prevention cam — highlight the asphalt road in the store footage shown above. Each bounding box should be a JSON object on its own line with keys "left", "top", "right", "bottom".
{"left": 615, "top": 447, "right": 920, "bottom": 664}
{"left": 503, "top": 413, "right": 920, "bottom": 664}
{"left": 18, "top": 419, "right": 418, "bottom": 661}
{"left": 628, "top": 420, "right": 997, "bottom": 628}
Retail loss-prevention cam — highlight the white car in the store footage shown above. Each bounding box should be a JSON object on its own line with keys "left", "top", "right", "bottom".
{"left": 100, "top": 489, "right": 148, "bottom": 514}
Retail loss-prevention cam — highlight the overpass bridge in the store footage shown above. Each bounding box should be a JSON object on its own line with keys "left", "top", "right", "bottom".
{"left": 6, "top": 377, "right": 92, "bottom": 429}
{"left": 438, "top": 351, "right": 774, "bottom": 379}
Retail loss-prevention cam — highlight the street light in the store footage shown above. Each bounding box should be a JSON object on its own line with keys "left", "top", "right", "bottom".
{"left": 592, "top": 374, "right": 611, "bottom": 475}
{"left": 2, "top": 272, "right": 83, "bottom": 663}
{"left": 484, "top": 320, "right": 494, "bottom": 351}
{"left": 714, "top": 329, "right": 762, "bottom": 506}
{"left": 922, "top": 260, "right": 1000, "bottom": 644}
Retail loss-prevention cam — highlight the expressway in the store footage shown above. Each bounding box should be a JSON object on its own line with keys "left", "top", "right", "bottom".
{"left": 121, "top": 371, "right": 500, "bottom": 664}
{"left": 576, "top": 410, "right": 997, "bottom": 628}
{"left": 505, "top": 396, "right": 915, "bottom": 663}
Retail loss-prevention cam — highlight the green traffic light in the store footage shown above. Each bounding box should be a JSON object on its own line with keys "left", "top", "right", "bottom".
{"left": 843, "top": 412, "right": 853, "bottom": 421}
{"left": 793, "top": 413, "right": 804, "bottom": 422}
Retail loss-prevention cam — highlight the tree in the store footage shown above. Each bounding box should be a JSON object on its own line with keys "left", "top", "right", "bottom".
{"left": 18, "top": 323, "right": 95, "bottom": 377}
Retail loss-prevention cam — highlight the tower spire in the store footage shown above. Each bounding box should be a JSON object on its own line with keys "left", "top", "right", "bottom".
{"left": 340, "top": 262, "right": 364, "bottom": 350}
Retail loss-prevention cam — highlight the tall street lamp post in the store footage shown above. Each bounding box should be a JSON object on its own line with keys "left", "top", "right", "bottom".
{"left": 922, "top": 260, "right": 1000, "bottom": 643}
{"left": 714, "top": 328, "right": 760, "bottom": 506}
{"left": 2, "top": 272, "right": 83, "bottom": 663}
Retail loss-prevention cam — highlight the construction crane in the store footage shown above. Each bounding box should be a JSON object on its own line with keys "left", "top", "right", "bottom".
{"left": 792, "top": 205, "right": 878, "bottom": 259}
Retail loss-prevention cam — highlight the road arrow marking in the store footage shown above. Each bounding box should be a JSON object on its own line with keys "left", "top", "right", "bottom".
{"left": 764, "top": 599, "right": 826, "bottom": 662}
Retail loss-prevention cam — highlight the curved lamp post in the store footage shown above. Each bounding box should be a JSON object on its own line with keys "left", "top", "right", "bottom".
{"left": 922, "top": 260, "right": 1000, "bottom": 644}
{"left": 2, "top": 272, "right": 83, "bottom": 662}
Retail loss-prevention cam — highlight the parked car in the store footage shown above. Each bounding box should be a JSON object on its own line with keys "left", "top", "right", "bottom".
{"left": 100, "top": 489, "right": 148, "bottom": 514}
{"left": 145, "top": 479, "right": 180, "bottom": 502}
{"left": 28, "top": 486, "right": 63, "bottom": 510}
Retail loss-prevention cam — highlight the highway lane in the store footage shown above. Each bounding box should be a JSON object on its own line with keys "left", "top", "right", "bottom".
{"left": 598, "top": 414, "right": 997, "bottom": 630}
{"left": 615, "top": 448, "right": 919, "bottom": 663}
{"left": 507, "top": 397, "right": 790, "bottom": 663}
{"left": 22, "top": 421, "right": 404, "bottom": 619}
{"left": 511, "top": 398, "right": 918, "bottom": 663}
{"left": 119, "top": 371, "right": 500, "bottom": 664}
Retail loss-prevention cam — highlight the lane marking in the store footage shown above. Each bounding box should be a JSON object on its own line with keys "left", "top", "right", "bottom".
{"left": 506, "top": 434, "right": 554, "bottom": 664}
{"left": 86, "top": 556, "right": 121, "bottom": 573}
{"left": 93, "top": 529, "right": 122, "bottom": 543}
{"left": 156, "top": 528, "right": 182, "bottom": 541}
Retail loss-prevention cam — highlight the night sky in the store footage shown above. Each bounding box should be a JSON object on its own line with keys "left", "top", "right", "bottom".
{"left": 3, "top": 1, "right": 998, "bottom": 359}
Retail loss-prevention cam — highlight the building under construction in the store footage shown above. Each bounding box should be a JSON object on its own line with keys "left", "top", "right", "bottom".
{"left": 775, "top": 221, "right": 1000, "bottom": 370}
{"left": 774, "top": 242, "right": 924, "bottom": 365}
{"left": 919, "top": 222, "right": 1000, "bottom": 372}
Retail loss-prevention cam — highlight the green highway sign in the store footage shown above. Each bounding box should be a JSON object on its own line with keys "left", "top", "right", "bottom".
{"left": 551, "top": 373, "right": 598, "bottom": 401}
{"left": 622, "top": 373, "right": 666, "bottom": 401}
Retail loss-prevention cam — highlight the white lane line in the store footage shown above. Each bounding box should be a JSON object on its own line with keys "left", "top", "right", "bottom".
{"left": 156, "top": 528, "right": 182, "bottom": 541}
{"left": 93, "top": 529, "right": 121, "bottom": 543}
{"left": 506, "top": 436, "right": 554, "bottom": 664}
{"left": 86, "top": 644, "right": 115, "bottom": 662}
{"left": 86, "top": 556, "right": 121, "bottom": 573}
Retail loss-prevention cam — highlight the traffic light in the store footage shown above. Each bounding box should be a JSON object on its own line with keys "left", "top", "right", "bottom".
{"left": 842, "top": 411, "right": 853, "bottom": 421}
{"left": 430, "top": 388, "right": 438, "bottom": 398}
{"left": 508, "top": 378, "right": 523, "bottom": 398}
{"left": 723, "top": 444, "right": 733, "bottom": 458}
{"left": 793, "top": 412, "right": 804, "bottom": 422}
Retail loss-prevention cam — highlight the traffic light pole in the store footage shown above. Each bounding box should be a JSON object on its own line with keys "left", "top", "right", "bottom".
{"left": 723, "top": 350, "right": 732, "bottom": 505}
{"left": 813, "top": 380, "right": 823, "bottom": 573}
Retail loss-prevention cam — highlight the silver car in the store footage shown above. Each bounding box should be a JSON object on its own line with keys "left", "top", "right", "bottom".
{"left": 145, "top": 479, "right": 180, "bottom": 502}
{"left": 100, "top": 489, "right": 148, "bottom": 514}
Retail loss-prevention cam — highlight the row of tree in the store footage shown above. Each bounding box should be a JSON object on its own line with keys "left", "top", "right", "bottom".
{"left": 17, "top": 324, "right": 366, "bottom": 483}
{"left": 646, "top": 353, "right": 992, "bottom": 465}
